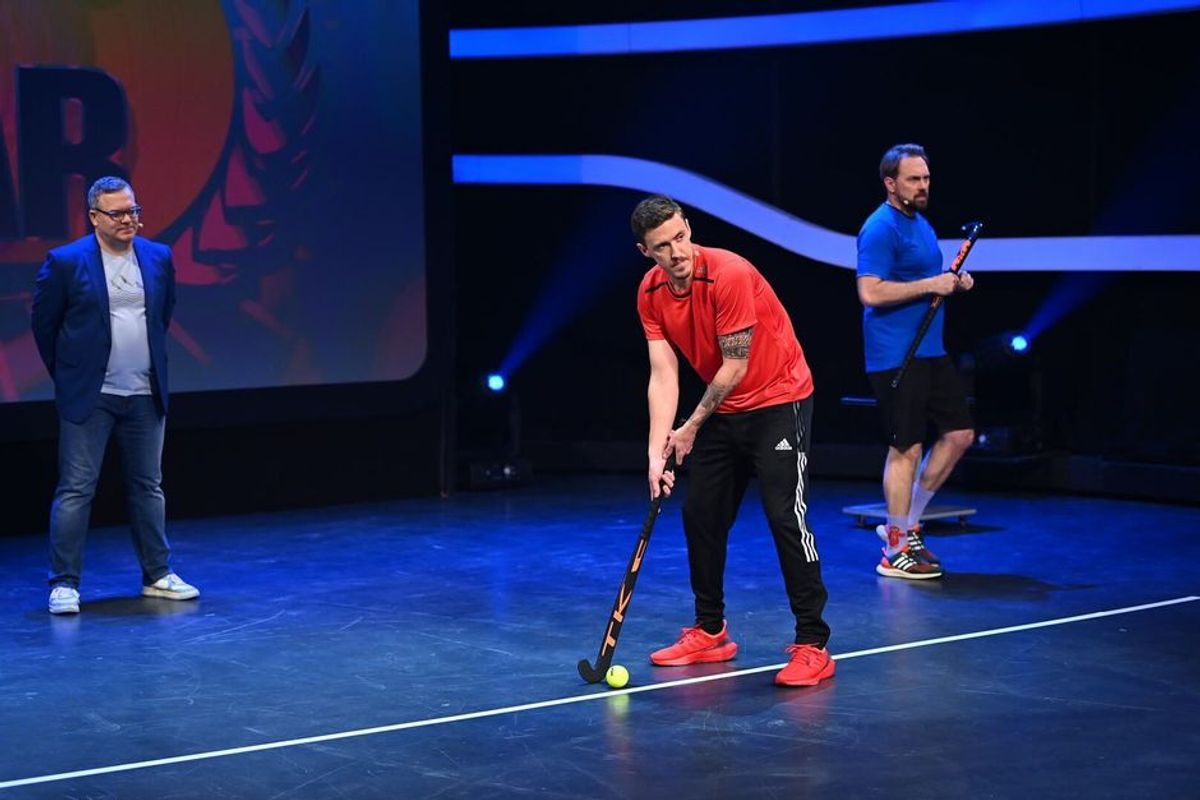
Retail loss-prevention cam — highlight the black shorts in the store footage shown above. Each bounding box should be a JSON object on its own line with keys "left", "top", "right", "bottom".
{"left": 867, "top": 355, "right": 973, "bottom": 450}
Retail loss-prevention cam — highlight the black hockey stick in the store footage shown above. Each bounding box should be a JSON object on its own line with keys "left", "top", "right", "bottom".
{"left": 890, "top": 220, "right": 984, "bottom": 389}
{"left": 577, "top": 453, "right": 677, "bottom": 684}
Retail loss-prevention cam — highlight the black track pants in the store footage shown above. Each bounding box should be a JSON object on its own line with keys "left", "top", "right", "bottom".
{"left": 681, "top": 396, "right": 831, "bottom": 646}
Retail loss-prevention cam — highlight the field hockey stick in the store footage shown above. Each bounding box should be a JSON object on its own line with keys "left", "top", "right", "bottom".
{"left": 577, "top": 453, "right": 677, "bottom": 684}
{"left": 890, "top": 220, "right": 984, "bottom": 389}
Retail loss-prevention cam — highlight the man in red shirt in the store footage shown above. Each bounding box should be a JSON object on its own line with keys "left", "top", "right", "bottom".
{"left": 633, "top": 195, "right": 833, "bottom": 687}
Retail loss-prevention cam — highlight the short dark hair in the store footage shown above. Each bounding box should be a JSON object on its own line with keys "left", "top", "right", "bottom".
{"left": 879, "top": 144, "right": 928, "bottom": 181}
{"left": 87, "top": 176, "right": 132, "bottom": 209}
{"left": 631, "top": 194, "right": 684, "bottom": 243}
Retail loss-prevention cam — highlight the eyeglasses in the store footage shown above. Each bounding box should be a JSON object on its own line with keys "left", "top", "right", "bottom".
{"left": 91, "top": 205, "right": 142, "bottom": 222}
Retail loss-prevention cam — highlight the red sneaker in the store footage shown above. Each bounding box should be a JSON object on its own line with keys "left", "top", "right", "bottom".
{"left": 775, "top": 643, "right": 836, "bottom": 687}
{"left": 650, "top": 622, "right": 738, "bottom": 666}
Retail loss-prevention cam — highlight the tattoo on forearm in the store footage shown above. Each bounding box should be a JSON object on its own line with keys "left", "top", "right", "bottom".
{"left": 694, "top": 380, "right": 735, "bottom": 423}
{"left": 683, "top": 327, "right": 752, "bottom": 427}
{"left": 718, "top": 327, "right": 753, "bottom": 359}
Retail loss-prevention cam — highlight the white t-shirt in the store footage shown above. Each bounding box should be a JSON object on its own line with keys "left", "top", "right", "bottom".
{"left": 101, "top": 247, "right": 153, "bottom": 396}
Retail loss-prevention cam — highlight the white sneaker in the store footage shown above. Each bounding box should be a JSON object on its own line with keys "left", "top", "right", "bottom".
{"left": 49, "top": 585, "right": 80, "bottom": 614}
{"left": 142, "top": 573, "right": 200, "bottom": 601}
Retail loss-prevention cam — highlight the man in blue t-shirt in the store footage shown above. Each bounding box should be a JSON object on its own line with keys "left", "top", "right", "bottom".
{"left": 856, "top": 143, "right": 975, "bottom": 580}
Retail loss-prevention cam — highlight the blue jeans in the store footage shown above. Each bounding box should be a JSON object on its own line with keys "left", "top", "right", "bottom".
{"left": 48, "top": 394, "right": 172, "bottom": 588}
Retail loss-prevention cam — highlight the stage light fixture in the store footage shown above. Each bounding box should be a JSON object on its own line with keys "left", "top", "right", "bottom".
{"left": 969, "top": 330, "right": 1043, "bottom": 457}
{"left": 486, "top": 373, "right": 506, "bottom": 392}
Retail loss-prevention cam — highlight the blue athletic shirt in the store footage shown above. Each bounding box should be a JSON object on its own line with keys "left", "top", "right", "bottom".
{"left": 856, "top": 202, "right": 945, "bottom": 373}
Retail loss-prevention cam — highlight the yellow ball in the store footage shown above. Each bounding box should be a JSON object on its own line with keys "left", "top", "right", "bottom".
{"left": 605, "top": 664, "right": 629, "bottom": 689}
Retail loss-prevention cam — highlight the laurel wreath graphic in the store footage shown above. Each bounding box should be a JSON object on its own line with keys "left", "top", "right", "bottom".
{"left": 162, "top": 0, "right": 321, "bottom": 374}
{"left": 173, "top": 0, "right": 319, "bottom": 284}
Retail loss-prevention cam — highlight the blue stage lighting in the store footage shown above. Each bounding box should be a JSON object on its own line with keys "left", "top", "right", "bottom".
{"left": 450, "top": 1, "right": 1200, "bottom": 59}
{"left": 486, "top": 373, "right": 506, "bottom": 392}
{"left": 453, "top": 154, "right": 1199, "bottom": 272}
{"left": 1009, "top": 334, "right": 1029, "bottom": 354}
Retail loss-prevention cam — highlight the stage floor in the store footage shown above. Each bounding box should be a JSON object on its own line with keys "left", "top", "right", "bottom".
{"left": 1, "top": 476, "right": 1197, "bottom": 798}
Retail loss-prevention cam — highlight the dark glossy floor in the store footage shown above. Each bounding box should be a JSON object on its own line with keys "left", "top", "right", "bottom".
{"left": 1, "top": 475, "right": 1197, "bottom": 799}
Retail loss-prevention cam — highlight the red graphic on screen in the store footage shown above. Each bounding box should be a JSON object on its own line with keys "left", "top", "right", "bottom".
{"left": 0, "top": 0, "right": 322, "bottom": 400}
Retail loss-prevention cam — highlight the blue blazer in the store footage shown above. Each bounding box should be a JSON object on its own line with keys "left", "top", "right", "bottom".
{"left": 31, "top": 234, "right": 176, "bottom": 423}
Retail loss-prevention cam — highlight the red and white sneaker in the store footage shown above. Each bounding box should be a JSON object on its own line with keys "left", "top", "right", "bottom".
{"left": 775, "top": 643, "right": 836, "bottom": 687}
{"left": 876, "top": 547, "right": 943, "bottom": 580}
{"left": 650, "top": 622, "right": 738, "bottom": 666}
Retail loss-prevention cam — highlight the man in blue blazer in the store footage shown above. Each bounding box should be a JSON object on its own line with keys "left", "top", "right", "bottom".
{"left": 32, "top": 176, "right": 199, "bottom": 614}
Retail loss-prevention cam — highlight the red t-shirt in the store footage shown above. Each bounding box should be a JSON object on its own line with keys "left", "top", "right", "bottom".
{"left": 637, "top": 244, "right": 814, "bottom": 413}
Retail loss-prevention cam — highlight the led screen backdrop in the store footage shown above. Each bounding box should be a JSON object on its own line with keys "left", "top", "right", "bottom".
{"left": 0, "top": 0, "right": 427, "bottom": 404}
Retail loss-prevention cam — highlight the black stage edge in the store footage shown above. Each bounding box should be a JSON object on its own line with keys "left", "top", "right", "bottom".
{"left": 522, "top": 441, "right": 1200, "bottom": 505}
{"left": 4, "top": 404, "right": 444, "bottom": 538}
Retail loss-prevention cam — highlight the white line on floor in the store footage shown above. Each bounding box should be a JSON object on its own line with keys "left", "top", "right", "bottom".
{"left": 2, "top": 594, "right": 1195, "bottom": 790}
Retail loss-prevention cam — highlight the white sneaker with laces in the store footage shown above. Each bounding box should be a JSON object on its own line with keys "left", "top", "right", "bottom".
{"left": 142, "top": 573, "right": 200, "bottom": 601}
{"left": 49, "top": 585, "right": 80, "bottom": 614}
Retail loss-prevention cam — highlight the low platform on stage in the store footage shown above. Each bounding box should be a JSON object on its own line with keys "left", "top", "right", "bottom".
{"left": 842, "top": 502, "right": 977, "bottom": 527}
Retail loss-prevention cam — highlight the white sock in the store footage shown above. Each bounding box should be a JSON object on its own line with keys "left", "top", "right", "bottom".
{"left": 908, "top": 483, "right": 935, "bottom": 530}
